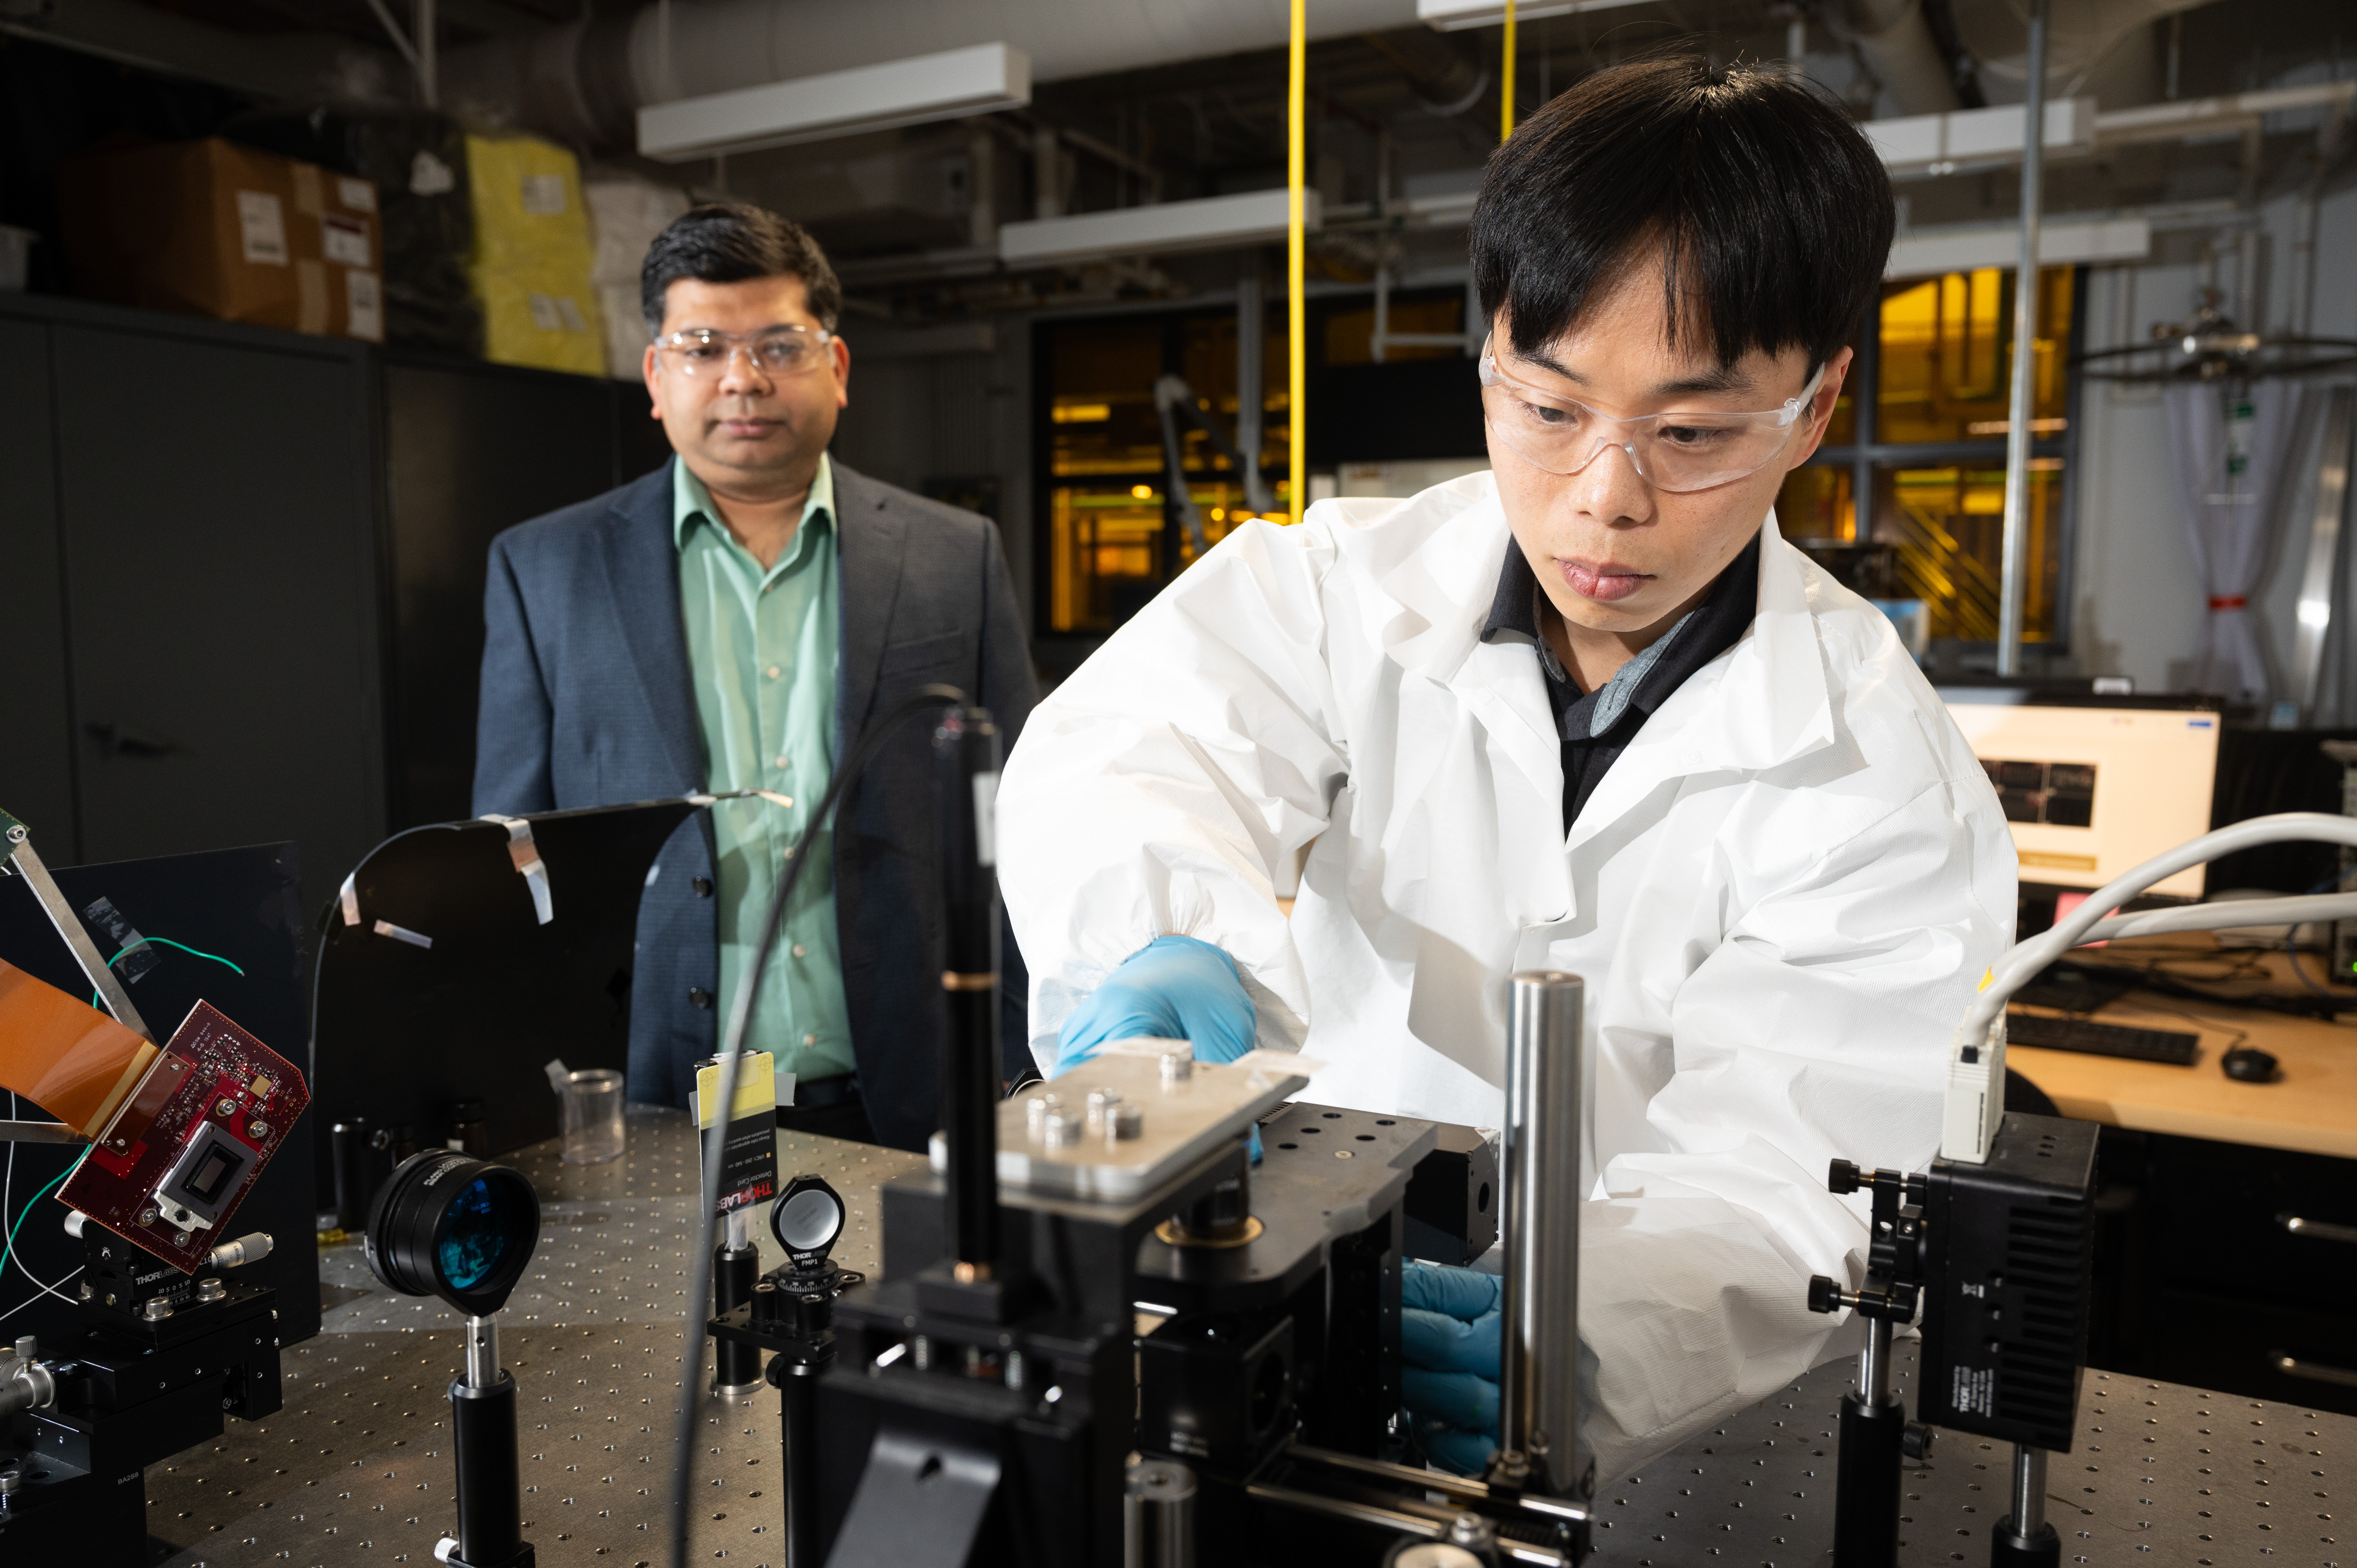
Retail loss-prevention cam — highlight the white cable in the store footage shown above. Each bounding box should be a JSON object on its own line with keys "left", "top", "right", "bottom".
{"left": 1942, "top": 811, "right": 2357, "bottom": 1164}
{"left": 0, "top": 1270, "right": 83, "bottom": 1326}
{"left": 1963, "top": 812, "right": 2357, "bottom": 1039}
{"left": 2080, "top": 892, "right": 2357, "bottom": 945}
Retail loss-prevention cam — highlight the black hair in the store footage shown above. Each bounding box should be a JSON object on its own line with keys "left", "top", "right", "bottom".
{"left": 1470, "top": 57, "right": 1894, "bottom": 374}
{"left": 640, "top": 202, "right": 843, "bottom": 336}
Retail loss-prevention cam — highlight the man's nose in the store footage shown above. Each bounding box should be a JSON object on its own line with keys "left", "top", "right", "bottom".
{"left": 1569, "top": 440, "right": 1655, "bottom": 524}
{"left": 716, "top": 345, "right": 773, "bottom": 395}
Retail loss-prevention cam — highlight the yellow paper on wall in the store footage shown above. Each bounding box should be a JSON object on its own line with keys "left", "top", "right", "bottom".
{"left": 464, "top": 134, "right": 604, "bottom": 376}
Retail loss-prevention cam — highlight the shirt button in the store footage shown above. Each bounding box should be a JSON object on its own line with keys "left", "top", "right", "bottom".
{"left": 689, "top": 987, "right": 712, "bottom": 1009}
{"left": 774, "top": 755, "right": 790, "bottom": 770}
{"left": 791, "top": 943, "right": 807, "bottom": 958}
{"left": 691, "top": 876, "right": 712, "bottom": 897}
{"left": 802, "top": 1032, "right": 817, "bottom": 1047}
{"left": 766, "top": 665, "right": 782, "bottom": 680}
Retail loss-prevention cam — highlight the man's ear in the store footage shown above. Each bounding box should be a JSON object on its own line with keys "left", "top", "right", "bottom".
{"left": 642, "top": 340, "right": 663, "bottom": 417}
{"left": 1790, "top": 346, "right": 1854, "bottom": 468}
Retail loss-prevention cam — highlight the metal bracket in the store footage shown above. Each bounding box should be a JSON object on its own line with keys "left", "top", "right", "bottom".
{"left": 2, "top": 822, "right": 154, "bottom": 1044}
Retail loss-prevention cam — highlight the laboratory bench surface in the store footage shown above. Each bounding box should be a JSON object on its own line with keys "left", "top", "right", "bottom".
{"left": 2008, "top": 939, "right": 2357, "bottom": 1160}
{"left": 142, "top": 1107, "right": 2349, "bottom": 1568}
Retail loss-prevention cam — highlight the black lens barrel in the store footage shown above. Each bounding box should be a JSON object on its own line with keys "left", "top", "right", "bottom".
{"left": 364, "top": 1150, "right": 542, "bottom": 1317}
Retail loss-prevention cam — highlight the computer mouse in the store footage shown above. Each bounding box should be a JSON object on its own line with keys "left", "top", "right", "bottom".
{"left": 2222, "top": 1046, "right": 2279, "bottom": 1083}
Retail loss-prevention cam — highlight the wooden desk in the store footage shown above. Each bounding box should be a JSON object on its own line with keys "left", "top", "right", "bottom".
{"left": 2007, "top": 936, "right": 2357, "bottom": 1160}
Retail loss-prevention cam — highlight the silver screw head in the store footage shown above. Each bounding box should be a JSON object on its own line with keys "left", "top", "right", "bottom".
{"left": 1083, "top": 1087, "right": 1121, "bottom": 1127}
{"left": 136, "top": 1207, "right": 157, "bottom": 1225}
{"left": 1108, "top": 1104, "right": 1144, "bottom": 1142}
{"left": 1159, "top": 1049, "right": 1193, "bottom": 1083}
{"left": 247, "top": 1118, "right": 272, "bottom": 1140}
{"left": 215, "top": 1097, "right": 237, "bottom": 1118}
{"left": 140, "top": 1298, "right": 172, "bottom": 1322}
{"left": 196, "top": 1278, "right": 227, "bottom": 1303}
{"left": 1041, "top": 1110, "right": 1082, "bottom": 1150}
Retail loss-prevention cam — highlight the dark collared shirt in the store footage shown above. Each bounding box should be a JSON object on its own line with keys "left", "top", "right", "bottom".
{"left": 1480, "top": 531, "right": 1764, "bottom": 833}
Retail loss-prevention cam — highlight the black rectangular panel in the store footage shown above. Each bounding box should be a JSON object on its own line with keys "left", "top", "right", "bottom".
{"left": 51, "top": 325, "right": 384, "bottom": 924}
{"left": 0, "top": 317, "right": 78, "bottom": 856}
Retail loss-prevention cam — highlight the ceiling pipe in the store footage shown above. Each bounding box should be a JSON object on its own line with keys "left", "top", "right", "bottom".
{"left": 1827, "top": 0, "right": 1962, "bottom": 117}
{"left": 443, "top": 0, "right": 1422, "bottom": 150}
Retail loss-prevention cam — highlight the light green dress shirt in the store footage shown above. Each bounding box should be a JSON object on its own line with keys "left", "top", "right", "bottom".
{"left": 674, "top": 456, "right": 855, "bottom": 1085}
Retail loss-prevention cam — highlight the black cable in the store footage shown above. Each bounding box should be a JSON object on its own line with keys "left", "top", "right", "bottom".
{"left": 669, "top": 682, "right": 970, "bottom": 1568}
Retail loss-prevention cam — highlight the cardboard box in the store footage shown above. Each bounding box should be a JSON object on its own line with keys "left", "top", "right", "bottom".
{"left": 58, "top": 137, "right": 383, "bottom": 343}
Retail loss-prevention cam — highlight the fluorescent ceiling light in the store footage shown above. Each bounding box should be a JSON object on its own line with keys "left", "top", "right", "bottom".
{"left": 638, "top": 43, "right": 1030, "bottom": 162}
{"left": 1418, "top": 0, "right": 1654, "bottom": 30}
{"left": 1000, "top": 189, "right": 1322, "bottom": 269}
{"left": 1886, "top": 217, "right": 2150, "bottom": 280}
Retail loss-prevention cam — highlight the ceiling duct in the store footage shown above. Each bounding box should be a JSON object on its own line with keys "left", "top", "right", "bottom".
{"left": 443, "top": 0, "right": 1420, "bottom": 151}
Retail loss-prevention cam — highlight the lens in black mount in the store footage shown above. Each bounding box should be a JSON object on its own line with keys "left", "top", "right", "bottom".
{"left": 364, "top": 1150, "right": 542, "bottom": 1316}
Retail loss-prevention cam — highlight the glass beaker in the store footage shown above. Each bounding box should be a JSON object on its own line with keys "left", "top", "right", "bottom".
{"left": 560, "top": 1068, "right": 626, "bottom": 1164}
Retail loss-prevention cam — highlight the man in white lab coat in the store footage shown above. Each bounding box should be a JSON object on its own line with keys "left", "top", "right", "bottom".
{"left": 996, "top": 58, "right": 2014, "bottom": 1484}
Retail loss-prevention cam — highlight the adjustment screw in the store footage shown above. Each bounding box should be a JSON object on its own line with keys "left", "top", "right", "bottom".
{"left": 1160, "top": 1049, "right": 1193, "bottom": 1084}
{"left": 1806, "top": 1275, "right": 1843, "bottom": 1315}
{"left": 248, "top": 1119, "right": 272, "bottom": 1140}
{"left": 1826, "top": 1158, "right": 1862, "bottom": 1194}
{"left": 1902, "top": 1423, "right": 1936, "bottom": 1460}
{"left": 136, "top": 1207, "right": 157, "bottom": 1226}
{"left": 215, "top": 1098, "right": 237, "bottom": 1118}
{"left": 1108, "top": 1104, "right": 1144, "bottom": 1143}
{"left": 196, "top": 1278, "right": 227, "bottom": 1304}
{"left": 140, "top": 1298, "right": 172, "bottom": 1323}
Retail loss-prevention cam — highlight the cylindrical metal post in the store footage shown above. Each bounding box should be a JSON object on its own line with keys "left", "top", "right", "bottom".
{"left": 1124, "top": 1457, "right": 1198, "bottom": 1568}
{"left": 769, "top": 1345, "right": 831, "bottom": 1568}
{"left": 1834, "top": 1317, "right": 1904, "bottom": 1568}
{"left": 1995, "top": 0, "right": 2050, "bottom": 676}
{"left": 1494, "top": 971, "right": 1583, "bottom": 1499}
{"left": 935, "top": 708, "right": 1004, "bottom": 1279}
{"left": 714, "top": 1220, "right": 762, "bottom": 1397}
{"left": 450, "top": 1369, "right": 522, "bottom": 1565}
{"left": 463, "top": 1315, "right": 498, "bottom": 1391}
{"left": 1992, "top": 1446, "right": 2060, "bottom": 1566}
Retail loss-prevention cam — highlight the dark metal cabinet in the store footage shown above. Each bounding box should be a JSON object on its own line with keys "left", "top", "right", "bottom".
{"left": 0, "top": 316, "right": 76, "bottom": 848}
{"left": 49, "top": 317, "right": 386, "bottom": 922}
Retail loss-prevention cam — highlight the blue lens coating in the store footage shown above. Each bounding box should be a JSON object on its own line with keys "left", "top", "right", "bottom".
{"left": 438, "top": 1176, "right": 513, "bottom": 1291}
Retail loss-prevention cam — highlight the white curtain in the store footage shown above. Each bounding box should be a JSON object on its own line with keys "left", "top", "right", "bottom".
{"left": 2164, "top": 379, "right": 2302, "bottom": 704}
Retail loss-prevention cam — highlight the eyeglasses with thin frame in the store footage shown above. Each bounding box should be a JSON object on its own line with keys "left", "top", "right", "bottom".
{"left": 1477, "top": 336, "right": 1826, "bottom": 493}
{"left": 653, "top": 325, "right": 836, "bottom": 379}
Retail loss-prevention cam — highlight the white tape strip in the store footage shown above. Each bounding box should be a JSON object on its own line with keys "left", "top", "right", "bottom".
{"left": 373, "top": 919, "right": 433, "bottom": 949}
{"left": 338, "top": 872, "right": 360, "bottom": 927}
{"left": 479, "top": 814, "right": 554, "bottom": 925}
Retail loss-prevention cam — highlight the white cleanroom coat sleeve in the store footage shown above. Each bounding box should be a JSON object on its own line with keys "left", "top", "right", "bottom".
{"left": 997, "top": 518, "right": 1351, "bottom": 1070}
{"left": 1576, "top": 775, "right": 2010, "bottom": 1485}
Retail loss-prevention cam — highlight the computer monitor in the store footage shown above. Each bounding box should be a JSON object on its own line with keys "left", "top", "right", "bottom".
{"left": 1941, "top": 698, "right": 2222, "bottom": 899}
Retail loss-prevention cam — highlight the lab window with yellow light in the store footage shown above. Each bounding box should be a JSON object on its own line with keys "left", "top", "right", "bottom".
{"left": 1035, "top": 306, "right": 1291, "bottom": 637}
{"left": 1776, "top": 264, "right": 2081, "bottom": 656}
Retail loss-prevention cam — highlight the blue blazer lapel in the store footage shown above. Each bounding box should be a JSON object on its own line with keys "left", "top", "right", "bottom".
{"left": 832, "top": 460, "right": 910, "bottom": 756}
{"left": 596, "top": 458, "right": 703, "bottom": 791}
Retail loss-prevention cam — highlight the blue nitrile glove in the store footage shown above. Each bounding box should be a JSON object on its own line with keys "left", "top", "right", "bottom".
{"left": 1055, "top": 934, "right": 1256, "bottom": 1074}
{"left": 1402, "top": 1259, "right": 1503, "bottom": 1476}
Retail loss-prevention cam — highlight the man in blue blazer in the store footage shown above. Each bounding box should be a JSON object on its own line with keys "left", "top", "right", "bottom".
{"left": 472, "top": 203, "right": 1036, "bottom": 1151}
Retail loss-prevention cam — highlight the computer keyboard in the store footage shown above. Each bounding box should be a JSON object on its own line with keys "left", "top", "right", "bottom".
{"left": 2004, "top": 1010, "right": 2200, "bottom": 1066}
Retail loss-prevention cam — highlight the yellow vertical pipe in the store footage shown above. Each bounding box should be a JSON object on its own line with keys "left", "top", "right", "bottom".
{"left": 1288, "top": 0, "right": 1307, "bottom": 524}
{"left": 1501, "top": 0, "right": 1516, "bottom": 142}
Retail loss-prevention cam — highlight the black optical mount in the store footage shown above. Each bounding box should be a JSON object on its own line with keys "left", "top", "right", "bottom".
{"left": 1807, "top": 1160, "right": 1933, "bottom": 1568}
{"left": 365, "top": 1152, "right": 543, "bottom": 1568}
{"left": 710, "top": 1171, "right": 864, "bottom": 1568}
{"left": 1808, "top": 1113, "right": 2097, "bottom": 1568}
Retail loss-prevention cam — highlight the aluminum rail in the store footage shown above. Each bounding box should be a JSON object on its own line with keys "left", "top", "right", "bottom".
{"left": 1993, "top": 0, "right": 2049, "bottom": 678}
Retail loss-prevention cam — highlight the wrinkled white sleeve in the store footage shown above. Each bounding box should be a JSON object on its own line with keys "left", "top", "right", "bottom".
{"left": 997, "top": 518, "right": 1350, "bottom": 1072}
{"left": 1579, "top": 777, "right": 2012, "bottom": 1485}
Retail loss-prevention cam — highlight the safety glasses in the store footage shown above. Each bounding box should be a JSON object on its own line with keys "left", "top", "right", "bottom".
{"left": 1477, "top": 337, "right": 1825, "bottom": 493}
{"left": 654, "top": 325, "right": 836, "bottom": 379}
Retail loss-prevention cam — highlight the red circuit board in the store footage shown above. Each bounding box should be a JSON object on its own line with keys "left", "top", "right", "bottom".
{"left": 58, "top": 1001, "right": 309, "bottom": 1273}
